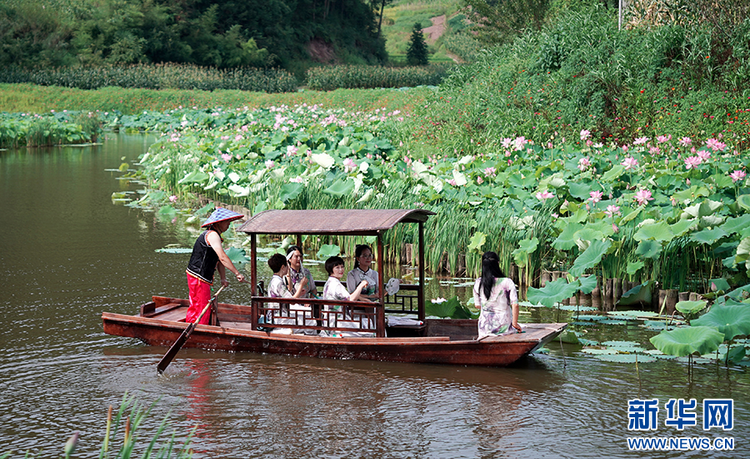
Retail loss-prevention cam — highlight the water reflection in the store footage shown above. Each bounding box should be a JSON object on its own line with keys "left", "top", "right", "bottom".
{"left": 1, "top": 134, "right": 749, "bottom": 459}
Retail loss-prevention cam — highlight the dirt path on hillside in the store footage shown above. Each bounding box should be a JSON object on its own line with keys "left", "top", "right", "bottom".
{"left": 422, "top": 15, "right": 462, "bottom": 63}
{"left": 422, "top": 15, "right": 446, "bottom": 44}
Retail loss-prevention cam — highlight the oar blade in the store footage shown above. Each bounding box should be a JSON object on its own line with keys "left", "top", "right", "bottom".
{"left": 156, "top": 323, "right": 196, "bottom": 374}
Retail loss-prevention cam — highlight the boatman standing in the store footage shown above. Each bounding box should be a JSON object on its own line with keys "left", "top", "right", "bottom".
{"left": 186, "top": 207, "right": 246, "bottom": 324}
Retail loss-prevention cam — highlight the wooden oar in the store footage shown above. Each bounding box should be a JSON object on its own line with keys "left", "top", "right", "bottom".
{"left": 157, "top": 285, "right": 225, "bottom": 374}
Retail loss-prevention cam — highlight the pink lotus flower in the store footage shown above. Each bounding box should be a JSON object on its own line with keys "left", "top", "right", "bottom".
{"left": 730, "top": 170, "right": 746, "bottom": 182}
{"left": 234, "top": 134, "right": 243, "bottom": 141}
{"left": 343, "top": 158, "right": 357, "bottom": 173}
{"left": 635, "top": 189, "right": 653, "bottom": 206}
{"left": 514, "top": 136, "right": 527, "bottom": 151}
{"left": 633, "top": 137, "right": 649, "bottom": 145}
{"left": 501, "top": 138, "right": 513, "bottom": 149}
{"left": 484, "top": 167, "right": 497, "bottom": 177}
{"left": 221, "top": 153, "right": 232, "bottom": 162}
{"left": 578, "top": 157, "right": 591, "bottom": 171}
{"left": 706, "top": 138, "right": 727, "bottom": 152}
{"left": 536, "top": 191, "right": 555, "bottom": 201}
{"left": 605, "top": 205, "right": 621, "bottom": 217}
{"left": 447, "top": 179, "right": 457, "bottom": 186}
{"left": 580, "top": 129, "right": 591, "bottom": 141}
{"left": 588, "top": 191, "right": 603, "bottom": 203}
{"left": 612, "top": 223, "right": 619, "bottom": 233}
{"left": 169, "top": 195, "right": 177, "bottom": 203}
{"left": 265, "top": 160, "right": 275, "bottom": 169}
{"left": 649, "top": 146, "right": 660, "bottom": 155}
{"left": 679, "top": 137, "right": 692, "bottom": 147}
{"left": 476, "top": 176, "right": 484, "bottom": 184}
{"left": 696, "top": 149, "right": 711, "bottom": 161}
{"left": 684, "top": 156, "right": 702, "bottom": 169}
{"left": 621, "top": 157, "right": 639, "bottom": 170}
{"left": 656, "top": 135, "right": 671, "bottom": 143}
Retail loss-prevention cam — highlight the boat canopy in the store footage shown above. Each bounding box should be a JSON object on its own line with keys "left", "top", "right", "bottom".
{"left": 237, "top": 209, "right": 435, "bottom": 236}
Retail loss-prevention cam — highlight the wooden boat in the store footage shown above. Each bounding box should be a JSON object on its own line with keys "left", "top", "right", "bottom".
{"left": 102, "top": 209, "right": 566, "bottom": 367}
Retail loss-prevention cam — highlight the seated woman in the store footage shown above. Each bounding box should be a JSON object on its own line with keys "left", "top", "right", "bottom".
{"left": 266, "top": 253, "right": 308, "bottom": 334}
{"left": 286, "top": 245, "right": 317, "bottom": 299}
{"left": 346, "top": 244, "right": 379, "bottom": 301}
{"left": 473, "top": 251, "right": 522, "bottom": 339}
{"left": 322, "top": 256, "right": 372, "bottom": 337}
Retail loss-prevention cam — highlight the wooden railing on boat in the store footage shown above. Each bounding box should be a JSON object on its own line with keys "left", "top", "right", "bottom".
{"left": 312, "top": 280, "right": 420, "bottom": 315}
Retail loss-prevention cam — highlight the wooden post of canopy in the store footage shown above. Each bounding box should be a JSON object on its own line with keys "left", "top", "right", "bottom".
{"left": 250, "top": 233, "right": 258, "bottom": 330}
{"left": 376, "top": 230, "right": 385, "bottom": 337}
{"left": 418, "top": 221, "right": 425, "bottom": 322}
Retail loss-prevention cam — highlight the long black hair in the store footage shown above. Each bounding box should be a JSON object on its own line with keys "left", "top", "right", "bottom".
{"left": 353, "top": 244, "right": 372, "bottom": 270}
{"left": 480, "top": 251, "right": 505, "bottom": 300}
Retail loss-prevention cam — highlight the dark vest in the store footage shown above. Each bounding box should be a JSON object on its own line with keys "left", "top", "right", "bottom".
{"left": 186, "top": 230, "right": 221, "bottom": 283}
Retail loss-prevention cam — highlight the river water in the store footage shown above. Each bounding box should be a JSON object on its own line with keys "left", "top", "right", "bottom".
{"left": 1, "top": 134, "right": 748, "bottom": 458}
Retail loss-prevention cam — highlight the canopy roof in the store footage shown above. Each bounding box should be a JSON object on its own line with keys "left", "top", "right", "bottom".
{"left": 238, "top": 209, "right": 435, "bottom": 235}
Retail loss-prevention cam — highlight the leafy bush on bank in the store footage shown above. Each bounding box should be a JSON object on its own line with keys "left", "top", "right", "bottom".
{"left": 305, "top": 64, "right": 452, "bottom": 90}
{"left": 408, "top": 6, "right": 750, "bottom": 157}
{"left": 0, "top": 64, "right": 298, "bottom": 93}
{"left": 0, "top": 111, "right": 101, "bottom": 148}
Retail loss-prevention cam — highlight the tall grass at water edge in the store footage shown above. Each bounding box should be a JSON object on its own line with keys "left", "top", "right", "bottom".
{"left": 0, "top": 111, "right": 101, "bottom": 147}
{"left": 0, "top": 392, "right": 194, "bottom": 459}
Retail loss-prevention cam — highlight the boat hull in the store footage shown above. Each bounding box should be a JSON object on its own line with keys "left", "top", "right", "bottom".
{"left": 102, "top": 305, "right": 566, "bottom": 367}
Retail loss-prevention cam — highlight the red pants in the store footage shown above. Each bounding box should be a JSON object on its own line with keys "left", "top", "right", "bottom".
{"left": 186, "top": 273, "right": 212, "bottom": 324}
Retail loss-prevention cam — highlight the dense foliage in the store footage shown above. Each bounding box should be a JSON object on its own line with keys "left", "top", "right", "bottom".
{"left": 111, "top": 106, "right": 750, "bottom": 301}
{"left": 407, "top": 5, "right": 750, "bottom": 157}
{"left": 0, "top": 0, "right": 386, "bottom": 71}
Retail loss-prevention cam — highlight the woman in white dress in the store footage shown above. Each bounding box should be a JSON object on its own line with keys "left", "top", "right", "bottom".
{"left": 473, "top": 251, "right": 521, "bottom": 338}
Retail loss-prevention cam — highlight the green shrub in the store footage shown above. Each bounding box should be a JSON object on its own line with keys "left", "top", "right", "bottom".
{"left": 305, "top": 64, "right": 451, "bottom": 90}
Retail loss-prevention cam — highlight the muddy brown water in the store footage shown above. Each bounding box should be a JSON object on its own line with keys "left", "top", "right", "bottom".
{"left": 1, "top": 134, "right": 748, "bottom": 458}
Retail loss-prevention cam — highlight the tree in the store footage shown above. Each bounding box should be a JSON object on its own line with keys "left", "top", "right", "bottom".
{"left": 406, "top": 22, "right": 428, "bottom": 66}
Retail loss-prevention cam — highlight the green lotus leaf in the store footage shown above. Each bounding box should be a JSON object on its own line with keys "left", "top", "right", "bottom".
{"left": 512, "top": 237, "right": 539, "bottom": 267}
{"left": 690, "top": 227, "right": 728, "bottom": 245}
{"left": 735, "top": 237, "right": 750, "bottom": 267}
{"left": 691, "top": 305, "right": 750, "bottom": 341}
{"left": 719, "top": 214, "right": 750, "bottom": 236}
{"left": 601, "top": 164, "right": 625, "bottom": 182}
{"left": 569, "top": 239, "right": 612, "bottom": 277}
{"left": 578, "top": 275, "right": 598, "bottom": 294}
{"left": 649, "top": 326, "right": 724, "bottom": 357}
{"left": 316, "top": 244, "right": 340, "bottom": 259}
{"left": 635, "top": 239, "right": 662, "bottom": 259}
{"left": 178, "top": 170, "right": 209, "bottom": 185}
{"left": 683, "top": 199, "right": 723, "bottom": 218}
{"left": 567, "top": 181, "right": 591, "bottom": 200}
{"left": 626, "top": 261, "right": 645, "bottom": 275}
{"left": 634, "top": 221, "right": 674, "bottom": 242}
{"left": 426, "top": 297, "right": 457, "bottom": 318}
{"left": 157, "top": 205, "right": 177, "bottom": 219}
{"left": 620, "top": 206, "right": 643, "bottom": 224}
{"left": 737, "top": 194, "right": 750, "bottom": 211}
{"left": 618, "top": 280, "right": 654, "bottom": 307}
{"left": 709, "top": 278, "right": 731, "bottom": 292}
{"left": 278, "top": 182, "right": 304, "bottom": 203}
{"left": 593, "top": 354, "right": 657, "bottom": 363}
{"left": 225, "top": 246, "right": 250, "bottom": 265}
{"left": 552, "top": 221, "right": 584, "bottom": 250}
{"left": 670, "top": 218, "right": 697, "bottom": 237}
{"left": 322, "top": 178, "right": 354, "bottom": 197}
{"left": 581, "top": 348, "right": 617, "bottom": 355}
{"left": 155, "top": 247, "right": 192, "bottom": 254}
{"left": 727, "top": 345, "right": 746, "bottom": 364}
{"left": 675, "top": 300, "right": 707, "bottom": 315}
{"left": 468, "top": 231, "right": 487, "bottom": 253}
{"left": 527, "top": 278, "right": 580, "bottom": 308}
{"left": 601, "top": 340, "right": 642, "bottom": 349}
{"left": 574, "top": 228, "right": 606, "bottom": 243}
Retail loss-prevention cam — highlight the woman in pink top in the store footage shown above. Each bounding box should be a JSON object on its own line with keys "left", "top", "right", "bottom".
{"left": 473, "top": 251, "right": 521, "bottom": 338}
